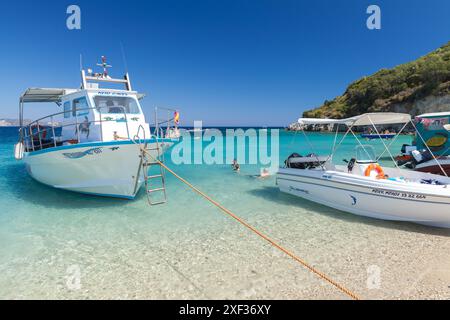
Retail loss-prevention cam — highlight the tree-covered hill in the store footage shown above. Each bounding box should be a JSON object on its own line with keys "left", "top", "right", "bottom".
{"left": 303, "top": 41, "right": 450, "bottom": 118}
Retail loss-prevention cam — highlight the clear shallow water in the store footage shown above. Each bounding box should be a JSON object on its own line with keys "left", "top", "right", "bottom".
{"left": 1, "top": 127, "right": 450, "bottom": 299}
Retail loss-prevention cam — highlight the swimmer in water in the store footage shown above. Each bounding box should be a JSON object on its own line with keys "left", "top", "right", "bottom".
{"left": 232, "top": 159, "right": 240, "bottom": 172}
{"left": 259, "top": 168, "right": 270, "bottom": 178}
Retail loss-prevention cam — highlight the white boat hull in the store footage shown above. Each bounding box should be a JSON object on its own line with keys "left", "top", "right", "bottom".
{"left": 23, "top": 139, "right": 173, "bottom": 199}
{"left": 277, "top": 168, "right": 450, "bottom": 227}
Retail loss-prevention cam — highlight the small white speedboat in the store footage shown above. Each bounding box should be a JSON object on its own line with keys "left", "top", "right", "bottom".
{"left": 277, "top": 113, "right": 450, "bottom": 228}
{"left": 14, "top": 56, "right": 180, "bottom": 200}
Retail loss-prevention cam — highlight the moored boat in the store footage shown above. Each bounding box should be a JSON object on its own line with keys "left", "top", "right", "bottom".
{"left": 14, "top": 57, "right": 180, "bottom": 199}
{"left": 277, "top": 113, "right": 450, "bottom": 228}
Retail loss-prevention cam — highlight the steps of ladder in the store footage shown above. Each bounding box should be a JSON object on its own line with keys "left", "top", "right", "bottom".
{"left": 149, "top": 200, "right": 167, "bottom": 205}
{"left": 147, "top": 187, "right": 165, "bottom": 193}
{"left": 143, "top": 162, "right": 161, "bottom": 167}
{"left": 138, "top": 140, "right": 167, "bottom": 205}
{"left": 147, "top": 174, "right": 163, "bottom": 179}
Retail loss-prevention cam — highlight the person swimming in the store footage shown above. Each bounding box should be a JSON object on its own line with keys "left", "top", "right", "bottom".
{"left": 259, "top": 168, "right": 270, "bottom": 178}
{"left": 231, "top": 159, "right": 240, "bottom": 172}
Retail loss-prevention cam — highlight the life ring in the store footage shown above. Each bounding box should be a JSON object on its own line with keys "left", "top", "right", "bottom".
{"left": 364, "top": 163, "right": 385, "bottom": 179}
{"left": 30, "top": 124, "right": 47, "bottom": 139}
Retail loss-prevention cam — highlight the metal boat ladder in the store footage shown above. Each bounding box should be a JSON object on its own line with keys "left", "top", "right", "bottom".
{"left": 139, "top": 139, "right": 167, "bottom": 205}
{"left": 133, "top": 106, "right": 179, "bottom": 205}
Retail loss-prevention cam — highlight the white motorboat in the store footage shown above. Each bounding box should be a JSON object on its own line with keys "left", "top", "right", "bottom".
{"left": 14, "top": 56, "right": 180, "bottom": 200}
{"left": 277, "top": 113, "right": 450, "bottom": 228}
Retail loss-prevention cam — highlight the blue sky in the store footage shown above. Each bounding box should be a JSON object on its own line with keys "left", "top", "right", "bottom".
{"left": 0, "top": 0, "right": 449, "bottom": 126}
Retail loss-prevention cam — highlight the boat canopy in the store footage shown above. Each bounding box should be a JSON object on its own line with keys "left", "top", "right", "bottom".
{"left": 20, "top": 88, "right": 146, "bottom": 104}
{"left": 298, "top": 112, "right": 411, "bottom": 126}
{"left": 20, "top": 88, "right": 77, "bottom": 103}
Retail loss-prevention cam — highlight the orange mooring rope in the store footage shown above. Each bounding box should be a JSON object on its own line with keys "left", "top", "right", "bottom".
{"left": 142, "top": 148, "right": 361, "bottom": 300}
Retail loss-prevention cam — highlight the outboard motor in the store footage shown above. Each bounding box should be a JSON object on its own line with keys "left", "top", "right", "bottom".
{"left": 411, "top": 149, "right": 423, "bottom": 163}
{"left": 404, "top": 149, "right": 434, "bottom": 169}
{"left": 420, "top": 150, "right": 433, "bottom": 163}
{"left": 285, "top": 153, "right": 305, "bottom": 169}
{"left": 285, "top": 153, "right": 324, "bottom": 169}
{"left": 305, "top": 153, "right": 322, "bottom": 169}
{"left": 411, "top": 149, "right": 433, "bottom": 165}
{"left": 400, "top": 144, "right": 409, "bottom": 154}
{"left": 347, "top": 158, "right": 356, "bottom": 173}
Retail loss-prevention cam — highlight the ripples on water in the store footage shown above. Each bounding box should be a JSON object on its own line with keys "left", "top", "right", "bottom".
{"left": 1, "top": 127, "right": 450, "bottom": 299}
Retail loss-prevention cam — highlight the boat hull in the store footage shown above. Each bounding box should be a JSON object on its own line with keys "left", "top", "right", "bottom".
{"left": 415, "top": 158, "right": 450, "bottom": 176}
{"left": 23, "top": 139, "right": 173, "bottom": 199}
{"left": 277, "top": 168, "right": 450, "bottom": 227}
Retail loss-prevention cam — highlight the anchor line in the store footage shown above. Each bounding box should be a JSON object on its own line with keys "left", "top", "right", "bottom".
{"left": 139, "top": 146, "right": 361, "bottom": 300}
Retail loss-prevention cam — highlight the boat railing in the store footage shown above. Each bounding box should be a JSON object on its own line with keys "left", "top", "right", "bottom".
{"left": 19, "top": 105, "right": 180, "bottom": 153}
{"left": 19, "top": 105, "right": 131, "bottom": 152}
{"left": 152, "top": 107, "right": 180, "bottom": 139}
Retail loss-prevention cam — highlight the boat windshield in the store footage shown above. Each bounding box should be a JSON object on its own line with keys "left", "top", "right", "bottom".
{"left": 355, "top": 145, "right": 377, "bottom": 162}
{"left": 93, "top": 96, "right": 141, "bottom": 114}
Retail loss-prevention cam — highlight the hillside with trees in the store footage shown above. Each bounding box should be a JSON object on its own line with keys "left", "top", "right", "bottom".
{"left": 303, "top": 41, "right": 450, "bottom": 119}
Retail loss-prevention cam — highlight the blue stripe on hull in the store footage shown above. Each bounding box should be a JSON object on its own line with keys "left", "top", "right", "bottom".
{"left": 25, "top": 138, "right": 175, "bottom": 157}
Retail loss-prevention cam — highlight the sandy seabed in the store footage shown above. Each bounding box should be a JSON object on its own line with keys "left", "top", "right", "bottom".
{"left": 1, "top": 131, "right": 449, "bottom": 299}
{"left": 1, "top": 173, "right": 450, "bottom": 300}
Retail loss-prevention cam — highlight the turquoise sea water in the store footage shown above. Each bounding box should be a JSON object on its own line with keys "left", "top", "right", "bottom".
{"left": 1, "top": 127, "right": 450, "bottom": 299}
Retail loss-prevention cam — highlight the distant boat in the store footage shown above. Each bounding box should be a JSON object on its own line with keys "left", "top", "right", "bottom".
{"left": 361, "top": 133, "right": 396, "bottom": 140}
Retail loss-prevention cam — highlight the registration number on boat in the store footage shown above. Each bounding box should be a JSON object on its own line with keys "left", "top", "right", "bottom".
{"left": 371, "top": 189, "right": 426, "bottom": 200}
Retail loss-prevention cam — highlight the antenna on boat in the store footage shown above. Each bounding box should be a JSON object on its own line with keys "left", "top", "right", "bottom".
{"left": 96, "top": 56, "right": 112, "bottom": 78}
{"left": 120, "top": 42, "right": 132, "bottom": 91}
{"left": 120, "top": 41, "right": 129, "bottom": 74}
{"left": 81, "top": 55, "right": 132, "bottom": 91}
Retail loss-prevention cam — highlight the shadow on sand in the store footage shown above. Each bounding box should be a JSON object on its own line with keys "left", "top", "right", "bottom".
{"left": 248, "top": 186, "right": 450, "bottom": 237}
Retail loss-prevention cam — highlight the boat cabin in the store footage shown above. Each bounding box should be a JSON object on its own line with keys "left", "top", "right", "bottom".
{"left": 18, "top": 58, "right": 154, "bottom": 153}
{"left": 58, "top": 88, "right": 147, "bottom": 144}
